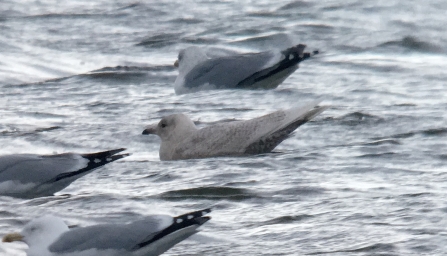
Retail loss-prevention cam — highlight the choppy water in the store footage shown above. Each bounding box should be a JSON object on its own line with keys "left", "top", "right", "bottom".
{"left": 1, "top": 0, "right": 447, "bottom": 255}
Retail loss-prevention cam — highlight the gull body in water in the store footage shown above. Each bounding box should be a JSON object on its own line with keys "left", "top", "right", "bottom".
{"left": 0, "top": 148, "right": 129, "bottom": 198}
{"left": 3, "top": 209, "right": 211, "bottom": 256}
{"left": 143, "top": 100, "right": 327, "bottom": 160}
{"left": 174, "top": 44, "right": 318, "bottom": 94}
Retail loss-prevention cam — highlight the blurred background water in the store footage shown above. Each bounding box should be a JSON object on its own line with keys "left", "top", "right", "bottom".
{"left": 1, "top": 0, "right": 447, "bottom": 255}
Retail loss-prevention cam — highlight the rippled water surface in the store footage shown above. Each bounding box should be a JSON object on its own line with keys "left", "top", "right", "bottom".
{"left": 1, "top": 0, "right": 447, "bottom": 255}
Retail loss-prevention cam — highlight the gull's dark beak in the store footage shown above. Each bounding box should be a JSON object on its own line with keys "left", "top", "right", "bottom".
{"left": 142, "top": 124, "right": 157, "bottom": 135}
{"left": 2, "top": 232, "right": 24, "bottom": 243}
{"left": 174, "top": 59, "right": 179, "bottom": 68}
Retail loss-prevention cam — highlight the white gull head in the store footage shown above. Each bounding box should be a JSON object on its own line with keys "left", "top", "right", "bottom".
{"left": 175, "top": 46, "right": 209, "bottom": 75}
{"left": 142, "top": 114, "right": 198, "bottom": 160}
{"left": 3, "top": 215, "right": 68, "bottom": 256}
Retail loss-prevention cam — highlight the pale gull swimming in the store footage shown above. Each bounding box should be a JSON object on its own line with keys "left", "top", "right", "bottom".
{"left": 2, "top": 209, "right": 211, "bottom": 256}
{"left": 173, "top": 44, "right": 318, "bottom": 94}
{"left": 0, "top": 148, "right": 129, "bottom": 199}
{"left": 142, "top": 100, "right": 328, "bottom": 160}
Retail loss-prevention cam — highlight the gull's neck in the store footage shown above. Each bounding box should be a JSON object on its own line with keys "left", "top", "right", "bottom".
{"left": 178, "top": 48, "right": 208, "bottom": 76}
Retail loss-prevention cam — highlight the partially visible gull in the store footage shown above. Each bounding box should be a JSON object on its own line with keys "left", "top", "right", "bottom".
{"left": 0, "top": 148, "right": 129, "bottom": 198}
{"left": 2, "top": 208, "right": 211, "bottom": 256}
{"left": 142, "top": 100, "right": 328, "bottom": 160}
{"left": 173, "top": 44, "right": 318, "bottom": 94}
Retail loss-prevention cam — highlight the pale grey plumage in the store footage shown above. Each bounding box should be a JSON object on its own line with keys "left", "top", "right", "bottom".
{"left": 0, "top": 149, "right": 128, "bottom": 198}
{"left": 0, "top": 154, "right": 87, "bottom": 184}
{"left": 49, "top": 217, "right": 170, "bottom": 253}
{"left": 142, "top": 100, "right": 327, "bottom": 160}
{"left": 174, "top": 44, "right": 316, "bottom": 94}
{"left": 2, "top": 209, "right": 211, "bottom": 256}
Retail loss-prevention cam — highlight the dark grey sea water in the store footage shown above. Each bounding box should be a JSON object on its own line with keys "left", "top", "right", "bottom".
{"left": 1, "top": 0, "right": 447, "bottom": 255}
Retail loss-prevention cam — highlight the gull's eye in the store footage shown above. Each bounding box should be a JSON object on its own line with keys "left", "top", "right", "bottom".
{"left": 161, "top": 123, "right": 167, "bottom": 128}
{"left": 30, "top": 227, "right": 37, "bottom": 232}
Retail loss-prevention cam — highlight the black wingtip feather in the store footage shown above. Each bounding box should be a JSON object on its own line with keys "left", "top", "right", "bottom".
{"left": 50, "top": 148, "right": 129, "bottom": 182}
{"left": 237, "top": 43, "right": 316, "bottom": 87}
{"left": 175, "top": 208, "right": 212, "bottom": 219}
{"left": 281, "top": 44, "right": 313, "bottom": 63}
{"left": 80, "top": 148, "right": 127, "bottom": 160}
{"left": 133, "top": 209, "right": 212, "bottom": 250}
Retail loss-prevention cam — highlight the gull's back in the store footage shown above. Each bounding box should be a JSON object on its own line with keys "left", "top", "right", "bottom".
{"left": 49, "top": 216, "right": 171, "bottom": 255}
{"left": 0, "top": 154, "right": 86, "bottom": 184}
{"left": 170, "top": 101, "right": 326, "bottom": 160}
{"left": 181, "top": 51, "right": 277, "bottom": 90}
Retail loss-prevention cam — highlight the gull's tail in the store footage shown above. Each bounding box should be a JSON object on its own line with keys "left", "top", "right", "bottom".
{"left": 49, "top": 148, "right": 129, "bottom": 182}
{"left": 281, "top": 44, "right": 318, "bottom": 64}
{"left": 237, "top": 44, "right": 317, "bottom": 88}
{"left": 245, "top": 102, "right": 328, "bottom": 154}
{"left": 133, "top": 209, "right": 211, "bottom": 250}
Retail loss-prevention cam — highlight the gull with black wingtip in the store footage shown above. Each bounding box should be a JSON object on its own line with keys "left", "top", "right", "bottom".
{"left": 0, "top": 148, "right": 129, "bottom": 198}
{"left": 174, "top": 44, "right": 318, "bottom": 94}
{"left": 2, "top": 209, "right": 211, "bottom": 256}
